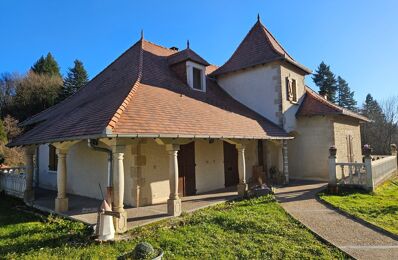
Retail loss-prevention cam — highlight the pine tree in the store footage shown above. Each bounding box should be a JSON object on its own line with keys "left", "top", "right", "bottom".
{"left": 60, "top": 60, "right": 89, "bottom": 100}
{"left": 312, "top": 61, "right": 337, "bottom": 103}
{"left": 362, "top": 94, "right": 383, "bottom": 119}
{"left": 336, "top": 76, "right": 357, "bottom": 110}
{"left": 361, "top": 94, "right": 386, "bottom": 154}
{"left": 31, "top": 52, "right": 61, "bottom": 77}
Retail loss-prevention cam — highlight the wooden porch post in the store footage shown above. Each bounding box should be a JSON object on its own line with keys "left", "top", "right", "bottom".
{"left": 166, "top": 144, "right": 181, "bottom": 216}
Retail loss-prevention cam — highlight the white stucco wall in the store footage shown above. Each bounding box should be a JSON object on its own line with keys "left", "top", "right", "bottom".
{"left": 37, "top": 138, "right": 260, "bottom": 207}
{"left": 280, "top": 64, "right": 306, "bottom": 133}
{"left": 244, "top": 140, "right": 259, "bottom": 181}
{"left": 217, "top": 63, "right": 282, "bottom": 126}
{"left": 288, "top": 116, "right": 334, "bottom": 181}
{"left": 37, "top": 144, "right": 57, "bottom": 191}
{"left": 37, "top": 141, "right": 131, "bottom": 205}
{"left": 195, "top": 139, "right": 225, "bottom": 193}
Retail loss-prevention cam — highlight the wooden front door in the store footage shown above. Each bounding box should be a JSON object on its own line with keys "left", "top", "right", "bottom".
{"left": 223, "top": 141, "right": 239, "bottom": 187}
{"left": 177, "top": 142, "right": 196, "bottom": 196}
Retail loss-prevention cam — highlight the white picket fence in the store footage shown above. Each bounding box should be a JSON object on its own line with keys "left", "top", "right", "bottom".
{"left": 0, "top": 167, "right": 27, "bottom": 198}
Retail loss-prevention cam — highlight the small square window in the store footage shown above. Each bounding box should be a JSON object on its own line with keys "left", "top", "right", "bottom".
{"left": 192, "top": 67, "right": 202, "bottom": 90}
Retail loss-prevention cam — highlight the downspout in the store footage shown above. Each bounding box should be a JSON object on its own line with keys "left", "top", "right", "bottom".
{"left": 88, "top": 139, "right": 113, "bottom": 205}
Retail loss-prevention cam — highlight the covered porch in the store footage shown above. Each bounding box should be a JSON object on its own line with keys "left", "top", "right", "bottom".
{"left": 19, "top": 136, "right": 290, "bottom": 233}
{"left": 33, "top": 187, "right": 237, "bottom": 229}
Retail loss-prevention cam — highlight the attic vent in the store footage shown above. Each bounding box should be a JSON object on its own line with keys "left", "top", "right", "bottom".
{"left": 170, "top": 46, "right": 179, "bottom": 51}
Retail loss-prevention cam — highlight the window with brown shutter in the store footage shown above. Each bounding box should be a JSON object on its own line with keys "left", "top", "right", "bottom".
{"left": 48, "top": 144, "right": 58, "bottom": 171}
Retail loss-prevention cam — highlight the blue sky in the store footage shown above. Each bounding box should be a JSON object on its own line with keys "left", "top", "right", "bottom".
{"left": 0, "top": 1, "right": 397, "bottom": 104}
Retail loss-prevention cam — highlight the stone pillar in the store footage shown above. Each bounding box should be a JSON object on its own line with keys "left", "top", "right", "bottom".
{"left": 363, "top": 145, "right": 373, "bottom": 192}
{"left": 112, "top": 144, "right": 127, "bottom": 233}
{"left": 236, "top": 144, "right": 248, "bottom": 196}
{"left": 391, "top": 144, "right": 397, "bottom": 156}
{"left": 282, "top": 140, "right": 289, "bottom": 184}
{"left": 166, "top": 144, "right": 181, "bottom": 216}
{"left": 391, "top": 144, "right": 397, "bottom": 168}
{"left": 328, "top": 146, "right": 337, "bottom": 193}
{"left": 55, "top": 148, "right": 68, "bottom": 212}
{"left": 24, "top": 146, "right": 36, "bottom": 203}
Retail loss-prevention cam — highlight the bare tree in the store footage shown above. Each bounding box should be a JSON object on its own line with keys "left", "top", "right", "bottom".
{"left": 381, "top": 96, "right": 398, "bottom": 152}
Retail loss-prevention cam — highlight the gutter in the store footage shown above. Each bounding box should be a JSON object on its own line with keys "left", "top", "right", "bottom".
{"left": 87, "top": 139, "right": 113, "bottom": 205}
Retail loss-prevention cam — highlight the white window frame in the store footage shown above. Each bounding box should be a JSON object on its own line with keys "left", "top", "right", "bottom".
{"left": 186, "top": 61, "right": 206, "bottom": 92}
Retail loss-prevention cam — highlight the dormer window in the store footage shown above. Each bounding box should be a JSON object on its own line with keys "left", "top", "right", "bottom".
{"left": 186, "top": 61, "right": 206, "bottom": 92}
{"left": 192, "top": 67, "right": 202, "bottom": 90}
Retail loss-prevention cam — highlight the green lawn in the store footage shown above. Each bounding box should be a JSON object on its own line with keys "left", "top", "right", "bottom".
{"left": 0, "top": 194, "right": 346, "bottom": 259}
{"left": 320, "top": 177, "right": 398, "bottom": 236}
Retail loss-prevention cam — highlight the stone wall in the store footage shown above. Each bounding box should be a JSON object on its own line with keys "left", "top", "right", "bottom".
{"left": 332, "top": 116, "right": 362, "bottom": 164}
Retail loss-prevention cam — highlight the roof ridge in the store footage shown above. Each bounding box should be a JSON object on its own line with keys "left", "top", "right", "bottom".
{"left": 20, "top": 39, "right": 144, "bottom": 127}
{"left": 304, "top": 86, "right": 369, "bottom": 121}
{"left": 259, "top": 22, "right": 294, "bottom": 60}
{"left": 305, "top": 86, "right": 342, "bottom": 113}
{"left": 213, "top": 21, "right": 260, "bottom": 74}
{"left": 106, "top": 39, "right": 144, "bottom": 131}
{"left": 143, "top": 39, "right": 178, "bottom": 54}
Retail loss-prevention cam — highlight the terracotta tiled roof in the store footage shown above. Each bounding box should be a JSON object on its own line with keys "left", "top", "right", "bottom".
{"left": 9, "top": 39, "right": 289, "bottom": 146}
{"left": 168, "top": 47, "right": 210, "bottom": 66}
{"left": 296, "top": 87, "right": 370, "bottom": 122}
{"left": 211, "top": 20, "right": 311, "bottom": 76}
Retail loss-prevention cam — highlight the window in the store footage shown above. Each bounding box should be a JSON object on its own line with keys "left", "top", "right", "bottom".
{"left": 192, "top": 67, "right": 202, "bottom": 90}
{"left": 286, "top": 77, "right": 298, "bottom": 103}
{"left": 186, "top": 61, "right": 206, "bottom": 92}
{"left": 291, "top": 79, "right": 297, "bottom": 102}
{"left": 48, "top": 144, "right": 57, "bottom": 171}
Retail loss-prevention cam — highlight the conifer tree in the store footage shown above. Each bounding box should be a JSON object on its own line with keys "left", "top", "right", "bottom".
{"left": 60, "top": 60, "right": 88, "bottom": 100}
{"left": 31, "top": 52, "right": 61, "bottom": 77}
{"left": 336, "top": 76, "right": 357, "bottom": 110}
{"left": 312, "top": 61, "right": 337, "bottom": 102}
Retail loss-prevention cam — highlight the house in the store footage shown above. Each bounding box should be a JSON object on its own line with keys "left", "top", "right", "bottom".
{"left": 9, "top": 17, "right": 368, "bottom": 233}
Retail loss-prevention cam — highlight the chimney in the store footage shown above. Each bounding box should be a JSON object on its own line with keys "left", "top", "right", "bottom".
{"left": 170, "top": 46, "right": 179, "bottom": 51}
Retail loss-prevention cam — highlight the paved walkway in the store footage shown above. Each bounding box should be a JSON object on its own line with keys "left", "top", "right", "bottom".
{"left": 33, "top": 188, "right": 237, "bottom": 229}
{"left": 275, "top": 181, "right": 398, "bottom": 260}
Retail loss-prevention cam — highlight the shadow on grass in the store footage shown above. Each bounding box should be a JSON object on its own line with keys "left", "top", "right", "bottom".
{"left": 0, "top": 232, "right": 92, "bottom": 256}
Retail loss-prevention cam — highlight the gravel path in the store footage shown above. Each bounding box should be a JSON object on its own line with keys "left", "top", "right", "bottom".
{"left": 275, "top": 181, "right": 398, "bottom": 260}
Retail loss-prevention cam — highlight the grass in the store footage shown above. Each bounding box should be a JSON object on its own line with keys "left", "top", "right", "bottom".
{"left": 0, "top": 194, "right": 346, "bottom": 259}
{"left": 320, "top": 177, "right": 398, "bottom": 236}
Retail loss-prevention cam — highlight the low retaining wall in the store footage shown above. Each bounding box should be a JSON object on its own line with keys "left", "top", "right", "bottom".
{"left": 328, "top": 145, "right": 397, "bottom": 192}
{"left": 372, "top": 155, "right": 397, "bottom": 187}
